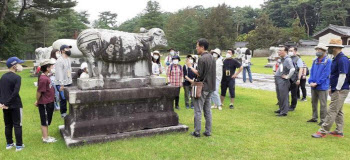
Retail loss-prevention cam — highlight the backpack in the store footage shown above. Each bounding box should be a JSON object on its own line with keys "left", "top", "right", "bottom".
{"left": 290, "top": 56, "right": 300, "bottom": 83}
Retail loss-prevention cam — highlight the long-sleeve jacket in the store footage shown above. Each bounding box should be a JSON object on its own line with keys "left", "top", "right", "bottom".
{"left": 308, "top": 56, "right": 332, "bottom": 91}
{"left": 54, "top": 57, "right": 72, "bottom": 86}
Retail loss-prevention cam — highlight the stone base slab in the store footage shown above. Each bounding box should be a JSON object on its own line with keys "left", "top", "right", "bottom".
{"left": 59, "top": 124, "right": 188, "bottom": 147}
{"left": 77, "top": 77, "right": 153, "bottom": 90}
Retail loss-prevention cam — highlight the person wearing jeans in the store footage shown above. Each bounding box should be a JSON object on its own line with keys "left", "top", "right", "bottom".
{"left": 242, "top": 49, "right": 253, "bottom": 83}
{"left": 210, "top": 48, "right": 223, "bottom": 110}
{"left": 54, "top": 45, "right": 73, "bottom": 118}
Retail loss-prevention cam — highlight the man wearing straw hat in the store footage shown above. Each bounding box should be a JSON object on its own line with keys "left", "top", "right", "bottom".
{"left": 312, "top": 39, "right": 349, "bottom": 138}
{"left": 307, "top": 43, "right": 332, "bottom": 126}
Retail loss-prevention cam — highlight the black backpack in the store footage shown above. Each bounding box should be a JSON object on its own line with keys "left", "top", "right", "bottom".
{"left": 290, "top": 56, "right": 300, "bottom": 83}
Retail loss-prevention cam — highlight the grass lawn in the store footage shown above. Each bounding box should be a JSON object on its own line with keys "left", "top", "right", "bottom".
{"left": 0, "top": 69, "right": 350, "bottom": 160}
{"left": 250, "top": 56, "right": 316, "bottom": 75}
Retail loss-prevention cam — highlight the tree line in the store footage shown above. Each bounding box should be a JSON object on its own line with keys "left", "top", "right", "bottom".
{"left": 1, "top": 0, "right": 349, "bottom": 60}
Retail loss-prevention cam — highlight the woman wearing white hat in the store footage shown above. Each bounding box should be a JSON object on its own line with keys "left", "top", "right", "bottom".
{"left": 210, "top": 48, "right": 223, "bottom": 110}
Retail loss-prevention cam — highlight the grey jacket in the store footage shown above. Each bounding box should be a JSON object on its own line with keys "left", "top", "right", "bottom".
{"left": 54, "top": 57, "right": 72, "bottom": 85}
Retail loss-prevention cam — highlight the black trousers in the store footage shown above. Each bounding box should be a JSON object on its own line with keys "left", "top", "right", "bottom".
{"left": 289, "top": 81, "right": 298, "bottom": 109}
{"left": 3, "top": 108, "right": 23, "bottom": 146}
{"left": 297, "top": 79, "right": 307, "bottom": 99}
{"left": 175, "top": 96, "right": 179, "bottom": 107}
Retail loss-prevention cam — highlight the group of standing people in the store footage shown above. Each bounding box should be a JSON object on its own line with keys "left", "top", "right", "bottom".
{"left": 0, "top": 44, "right": 74, "bottom": 151}
{"left": 152, "top": 47, "right": 252, "bottom": 111}
{"left": 272, "top": 38, "right": 350, "bottom": 138}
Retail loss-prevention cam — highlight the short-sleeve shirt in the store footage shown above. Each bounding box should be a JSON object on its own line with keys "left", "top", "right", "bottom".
{"left": 37, "top": 74, "right": 55, "bottom": 104}
{"left": 222, "top": 58, "right": 241, "bottom": 82}
{"left": 330, "top": 52, "right": 349, "bottom": 91}
{"left": 275, "top": 56, "right": 294, "bottom": 77}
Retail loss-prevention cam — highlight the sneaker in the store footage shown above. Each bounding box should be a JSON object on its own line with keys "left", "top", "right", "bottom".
{"left": 6, "top": 143, "right": 15, "bottom": 150}
{"left": 301, "top": 98, "right": 307, "bottom": 101}
{"left": 15, "top": 144, "right": 25, "bottom": 152}
{"left": 218, "top": 106, "right": 222, "bottom": 110}
{"left": 186, "top": 105, "right": 189, "bottom": 109}
{"left": 307, "top": 119, "right": 317, "bottom": 123}
{"left": 329, "top": 131, "right": 344, "bottom": 137}
{"left": 61, "top": 113, "right": 67, "bottom": 118}
{"left": 191, "top": 105, "right": 194, "bottom": 109}
{"left": 288, "top": 108, "right": 295, "bottom": 111}
{"left": 43, "top": 137, "right": 57, "bottom": 143}
{"left": 211, "top": 105, "right": 217, "bottom": 109}
{"left": 190, "top": 132, "right": 200, "bottom": 138}
{"left": 274, "top": 110, "right": 281, "bottom": 114}
{"left": 311, "top": 132, "right": 327, "bottom": 138}
{"left": 229, "top": 104, "right": 234, "bottom": 109}
{"left": 203, "top": 132, "right": 211, "bottom": 137}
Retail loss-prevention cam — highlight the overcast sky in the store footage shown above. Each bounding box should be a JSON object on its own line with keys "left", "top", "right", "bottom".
{"left": 74, "top": 0, "right": 265, "bottom": 25}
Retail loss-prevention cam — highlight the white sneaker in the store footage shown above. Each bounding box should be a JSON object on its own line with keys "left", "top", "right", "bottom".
{"left": 211, "top": 105, "right": 217, "bottom": 109}
{"left": 15, "top": 144, "right": 25, "bottom": 152}
{"left": 61, "top": 113, "right": 67, "bottom": 118}
{"left": 43, "top": 137, "right": 57, "bottom": 143}
{"left": 6, "top": 143, "right": 15, "bottom": 150}
{"left": 218, "top": 106, "right": 222, "bottom": 110}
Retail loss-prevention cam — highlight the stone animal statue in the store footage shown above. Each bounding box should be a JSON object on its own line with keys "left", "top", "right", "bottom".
{"left": 77, "top": 28, "right": 167, "bottom": 79}
{"left": 52, "top": 39, "right": 83, "bottom": 58}
{"left": 35, "top": 46, "right": 52, "bottom": 62}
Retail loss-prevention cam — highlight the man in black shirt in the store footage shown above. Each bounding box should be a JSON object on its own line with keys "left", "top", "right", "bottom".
{"left": 220, "top": 49, "right": 243, "bottom": 109}
{"left": 186, "top": 38, "right": 216, "bottom": 137}
{"left": 0, "top": 57, "right": 25, "bottom": 151}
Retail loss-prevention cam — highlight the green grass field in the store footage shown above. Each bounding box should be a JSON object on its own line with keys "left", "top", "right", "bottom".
{"left": 0, "top": 69, "right": 350, "bottom": 159}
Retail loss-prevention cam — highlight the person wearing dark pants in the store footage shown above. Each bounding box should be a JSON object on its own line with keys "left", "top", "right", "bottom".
{"left": 298, "top": 78, "right": 307, "bottom": 100}
{"left": 183, "top": 55, "right": 197, "bottom": 109}
{"left": 186, "top": 38, "right": 216, "bottom": 137}
{"left": 35, "top": 59, "right": 57, "bottom": 143}
{"left": 308, "top": 44, "right": 332, "bottom": 125}
{"left": 220, "top": 49, "right": 243, "bottom": 109}
{"left": 0, "top": 57, "right": 26, "bottom": 151}
{"left": 55, "top": 45, "right": 73, "bottom": 118}
{"left": 167, "top": 56, "right": 183, "bottom": 109}
{"left": 274, "top": 46, "right": 295, "bottom": 117}
{"left": 288, "top": 47, "right": 304, "bottom": 111}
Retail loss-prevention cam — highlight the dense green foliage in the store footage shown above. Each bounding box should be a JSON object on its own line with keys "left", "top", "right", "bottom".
{"left": 1, "top": 0, "right": 349, "bottom": 59}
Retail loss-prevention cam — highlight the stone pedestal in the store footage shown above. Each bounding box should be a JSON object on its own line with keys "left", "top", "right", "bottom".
{"left": 59, "top": 85, "right": 188, "bottom": 147}
{"left": 264, "top": 58, "right": 276, "bottom": 68}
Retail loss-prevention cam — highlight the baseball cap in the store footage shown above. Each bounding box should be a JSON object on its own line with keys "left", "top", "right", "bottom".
{"left": 6, "top": 57, "right": 25, "bottom": 68}
{"left": 60, "top": 45, "right": 72, "bottom": 51}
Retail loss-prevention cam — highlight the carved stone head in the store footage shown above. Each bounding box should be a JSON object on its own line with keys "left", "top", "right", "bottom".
{"left": 147, "top": 28, "right": 168, "bottom": 48}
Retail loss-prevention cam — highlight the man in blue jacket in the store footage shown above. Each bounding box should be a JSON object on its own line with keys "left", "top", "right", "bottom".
{"left": 308, "top": 43, "right": 332, "bottom": 126}
{"left": 312, "top": 39, "right": 350, "bottom": 138}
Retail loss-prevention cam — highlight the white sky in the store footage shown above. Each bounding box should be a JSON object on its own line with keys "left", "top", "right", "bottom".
{"left": 74, "top": 0, "right": 265, "bottom": 25}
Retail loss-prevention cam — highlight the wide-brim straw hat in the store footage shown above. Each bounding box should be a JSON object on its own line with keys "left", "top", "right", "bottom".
{"left": 326, "top": 39, "right": 344, "bottom": 48}
{"left": 314, "top": 43, "right": 328, "bottom": 51}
